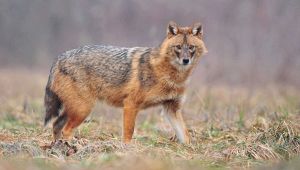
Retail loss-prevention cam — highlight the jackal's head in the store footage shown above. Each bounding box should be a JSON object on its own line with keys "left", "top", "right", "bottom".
{"left": 160, "top": 21, "right": 207, "bottom": 69}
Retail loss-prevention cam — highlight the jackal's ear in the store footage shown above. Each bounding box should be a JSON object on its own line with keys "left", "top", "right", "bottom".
{"left": 192, "top": 22, "right": 203, "bottom": 37}
{"left": 167, "top": 21, "right": 178, "bottom": 37}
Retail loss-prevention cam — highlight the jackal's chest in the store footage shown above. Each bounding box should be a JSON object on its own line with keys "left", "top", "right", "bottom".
{"left": 141, "top": 83, "right": 185, "bottom": 109}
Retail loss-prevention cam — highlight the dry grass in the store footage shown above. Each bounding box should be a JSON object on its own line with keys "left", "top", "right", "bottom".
{"left": 0, "top": 69, "right": 300, "bottom": 170}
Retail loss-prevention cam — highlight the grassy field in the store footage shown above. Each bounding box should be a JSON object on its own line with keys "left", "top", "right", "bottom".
{"left": 0, "top": 69, "right": 299, "bottom": 170}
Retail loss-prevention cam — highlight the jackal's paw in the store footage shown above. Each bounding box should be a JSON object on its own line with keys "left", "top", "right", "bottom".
{"left": 120, "top": 141, "right": 135, "bottom": 150}
{"left": 169, "top": 134, "right": 191, "bottom": 144}
{"left": 65, "top": 137, "right": 89, "bottom": 156}
{"left": 169, "top": 134, "right": 178, "bottom": 142}
{"left": 48, "top": 139, "right": 78, "bottom": 156}
{"left": 49, "top": 139, "right": 72, "bottom": 148}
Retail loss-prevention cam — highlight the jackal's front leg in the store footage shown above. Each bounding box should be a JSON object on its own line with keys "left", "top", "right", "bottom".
{"left": 163, "top": 100, "right": 190, "bottom": 144}
{"left": 122, "top": 99, "right": 139, "bottom": 144}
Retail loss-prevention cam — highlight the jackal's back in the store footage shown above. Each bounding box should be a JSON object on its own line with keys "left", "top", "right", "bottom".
{"left": 56, "top": 45, "right": 136, "bottom": 85}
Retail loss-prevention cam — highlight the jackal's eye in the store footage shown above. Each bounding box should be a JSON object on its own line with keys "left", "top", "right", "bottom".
{"left": 175, "top": 45, "right": 181, "bottom": 50}
{"left": 189, "top": 45, "right": 195, "bottom": 51}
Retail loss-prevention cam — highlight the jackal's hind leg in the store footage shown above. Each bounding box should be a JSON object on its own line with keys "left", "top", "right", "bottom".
{"left": 61, "top": 101, "right": 94, "bottom": 140}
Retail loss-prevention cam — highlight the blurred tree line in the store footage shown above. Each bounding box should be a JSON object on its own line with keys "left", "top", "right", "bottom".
{"left": 0, "top": 0, "right": 299, "bottom": 87}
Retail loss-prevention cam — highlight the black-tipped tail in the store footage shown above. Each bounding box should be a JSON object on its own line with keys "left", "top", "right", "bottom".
{"left": 44, "top": 86, "right": 61, "bottom": 126}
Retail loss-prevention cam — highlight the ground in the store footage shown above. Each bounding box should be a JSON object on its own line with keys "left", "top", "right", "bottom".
{"left": 0, "top": 69, "right": 299, "bottom": 170}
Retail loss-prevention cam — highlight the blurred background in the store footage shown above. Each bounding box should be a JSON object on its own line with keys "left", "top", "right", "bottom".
{"left": 0, "top": 1, "right": 300, "bottom": 168}
{"left": 0, "top": 0, "right": 299, "bottom": 87}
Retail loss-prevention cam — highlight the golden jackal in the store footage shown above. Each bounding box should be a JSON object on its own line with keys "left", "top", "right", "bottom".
{"left": 44, "top": 21, "right": 207, "bottom": 144}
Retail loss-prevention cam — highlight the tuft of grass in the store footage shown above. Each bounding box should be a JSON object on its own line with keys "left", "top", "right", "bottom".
{"left": 227, "top": 116, "right": 300, "bottom": 162}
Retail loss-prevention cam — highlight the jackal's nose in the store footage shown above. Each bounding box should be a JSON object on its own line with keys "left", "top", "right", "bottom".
{"left": 182, "top": 59, "right": 190, "bottom": 65}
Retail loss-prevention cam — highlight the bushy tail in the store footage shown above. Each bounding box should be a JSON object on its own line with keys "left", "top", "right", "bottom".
{"left": 44, "top": 75, "right": 61, "bottom": 126}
